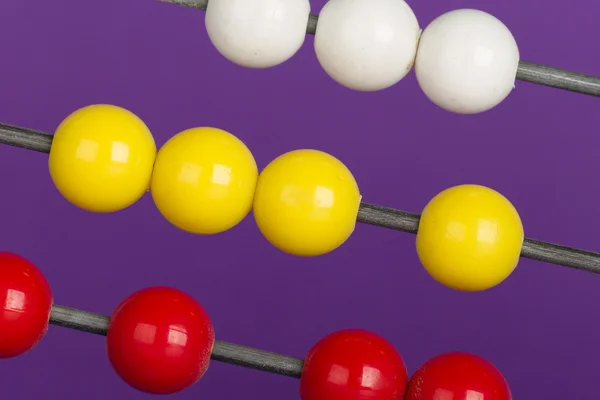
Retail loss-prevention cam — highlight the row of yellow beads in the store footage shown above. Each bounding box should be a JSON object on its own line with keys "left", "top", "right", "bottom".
{"left": 48, "top": 104, "right": 524, "bottom": 292}
{"left": 48, "top": 104, "right": 361, "bottom": 255}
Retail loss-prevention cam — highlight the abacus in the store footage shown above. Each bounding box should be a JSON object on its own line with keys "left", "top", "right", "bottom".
{"left": 1, "top": 0, "right": 598, "bottom": 399}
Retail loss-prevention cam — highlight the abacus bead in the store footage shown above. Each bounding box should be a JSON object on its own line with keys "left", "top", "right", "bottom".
{"left": 253, "top": 149, "right": 361, "bottom": 256}
{"left": 205, "top": 0, "right": 310, "bottom": 68}
{"left": 300, "top": 329, "right": 408, "bottom": 400}
{"left": 314, "top": 0, "right": 420, "bottom": 91}
{"left": 415, "top": 9, "right": 519, "bottom": 114}
{"left": 106, "top": 287, "right": 215, "bottom": 395}
{"left": 0, "top": 252, "right": 52, "bottom": 358}
{"left": 49, "top": 104, "right": 156, "bottom": 212}
{"left": 150, "top": 127, "right": 258, "bottom": 234}
{"left": 406, "top": 352, "right": 511, "bottom": 400}
{"left": 416, "top": 184, "right": 523, "bottom": 291}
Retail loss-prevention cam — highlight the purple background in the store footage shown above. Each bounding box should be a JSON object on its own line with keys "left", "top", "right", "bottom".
{"left": 0, "top": 0, "right": 598, "bottom": 398}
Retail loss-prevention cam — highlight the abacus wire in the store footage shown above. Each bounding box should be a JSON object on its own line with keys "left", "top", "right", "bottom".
{"left": 1, "top": 122, "right": 600, "bottom": 274}
{"left": 158, "top": 0, "right": 600, "bottom": 98}
{"left": 50, "top": 304, "right": 304, "bottom": 377}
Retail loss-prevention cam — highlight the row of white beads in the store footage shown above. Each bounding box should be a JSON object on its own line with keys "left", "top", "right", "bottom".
{"left": 204, "top": 0, "right": 519, "bottom": 115}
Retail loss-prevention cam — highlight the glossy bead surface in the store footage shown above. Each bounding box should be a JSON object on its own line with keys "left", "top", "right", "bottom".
{"left": 406, "top": 352, "right": 511, "bottom": 400}
{"left": 49, "top": 104, "right": 157, "bottom": 212}
{"left": 300, "top": 329, "right": 408, "bottom": 400}
{"left": 253, "top": 149, "right": 361, "bottom": 256}
{"left": 415, "top": 9, "right": 519, "bottom": 114}
{"left": 314, "top": 0, "right": 420, "bottom": 91}
{"left": 416, "top": 184, "right": 523, "bottom": 291}
{"left": 205, "top": 0, "right": 310, "bottom": 68}
{"left": 150, "top": 127, "right": 258, "bottom": 234}
{"left": 0, "top": 252, "right": 52, "bottom": 358}
{"left": 106, "top": 287, "right": 215, "bottom": 395}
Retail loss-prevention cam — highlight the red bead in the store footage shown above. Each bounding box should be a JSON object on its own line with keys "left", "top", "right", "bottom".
{"left": 405, "top": 352, "right": 511, "bottom": 400}
{"left": 0, "top": 252, "right": 53, "bottom": 358}
{"left": 106, "top": 286, "right": 215, "bottom": 395}
{"left": 300, "top": 329, "right": 408, "bottom": 400}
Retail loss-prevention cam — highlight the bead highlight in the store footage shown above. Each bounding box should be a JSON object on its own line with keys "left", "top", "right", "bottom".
{"left": 415, "top": 9, "right": 520, "bottom": 114}
{"left": 49, "top": 104, "right": 157, "bottom": 212}
{"left": 205, "top": 0, "right": 311, "bottom": 68}
{"left": 416, "top": 184, "right": 524, "bottom": 291}
{"left": 406, "top": 352, "right": 511, "bottom": 400}
{"left": 300, "top": 329, "right": 408, "bottom": 400}
{"left": 314, "top": 0, "right": 420, "bottom": 91}
{"left": 253, "top": 149, "right": 361, "bottom": 256}
{"left": 150, "top": 127, "right": 258, "bottom": 234}
{"left": 106, "top": 286, "right": 215, "bottom": 395}
{"left": 0, "top": 252, "right": 52, "bottom": 358}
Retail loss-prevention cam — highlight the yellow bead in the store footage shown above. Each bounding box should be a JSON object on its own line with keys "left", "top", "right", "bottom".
{"left": 150, "top": 127, "right": 258, "bottom": 234}
{"left": 416, "top": 184, "right": 524, "bottom": 292}
{"left": 253, "top": 149, "right": 361, "bottom": 256}
{"left": 49, "top": 104, "right": 157, "bottom": 213}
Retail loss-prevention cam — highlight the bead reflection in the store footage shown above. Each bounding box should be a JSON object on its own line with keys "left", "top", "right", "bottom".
{"left": 327, "top": 364, "right": 349, "bottom": 385}
{"left": 211, "top": 164, "right": 232, "bottom": 186}
{"left": 473, "top": 45, "right": 495, "bottom": 67}
{"left": 4, "top": 289, "right": 25, "bottom": 313}
{"left": 167, "top": 325, "right": 189, "bottom": 347}
{"left": 110, "top": 142, "right": 131, "bottom": 164}
{"left": 314, "top": 186, "right": 334, "bottom": 208}
{"left": 446, "top": 220, "right": 466, "bottom": 242}
{"left": 133, "top": 323, "right": 157, "bottom": 344}
{"left": 361, "top": 366, "right": 383, "bottom": 389}
{"left": 178, "top": 162, "right": 202, "bottom": 184}
{"left": 466, "top": 390, "right": 485, "bottom": 400}
{"left": 476, "top": 220, "right": 498, "bottom": 245}
{"left": 75, "top": 139, "right": 100, "bottom": 162}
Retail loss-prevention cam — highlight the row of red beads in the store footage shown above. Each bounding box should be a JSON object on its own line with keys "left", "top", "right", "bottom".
{"left": 0, "top": 251, "right": 511, "bottom": 399}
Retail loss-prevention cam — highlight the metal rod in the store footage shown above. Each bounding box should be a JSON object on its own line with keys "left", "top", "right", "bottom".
{"left": 357, "top": 203, "right": 600, "bottom": 274}
{"left": 49, "top": 304, "right": 305, "bottom": 377}
{"left": 157, "top": 0, "right": 600, "bottom": 98}
{"left": 516, "top": 61, "right": 600, "bottom": 97}
{"left": 0, "top": 123, "right": 54, "bottom": 153}
{"left": 2, "top": 122, "right": 600, "bottom": 274}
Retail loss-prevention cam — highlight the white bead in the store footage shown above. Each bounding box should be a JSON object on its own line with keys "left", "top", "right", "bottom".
{"left": 415, "top": 9, "right": 520, "bottom": 114}
{"left": 205, "top": 0, "right": 310, "bottom": 68}
{"left": 314, "top": 0, "right": 421, "bottom": 92}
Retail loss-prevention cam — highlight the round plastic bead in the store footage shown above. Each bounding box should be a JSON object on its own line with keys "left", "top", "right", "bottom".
{"left": 49, "top": 104, "right": 157, "bottom": 213}
{"left": 0, "top": 252, "right": 53, "bottom": 358}
{"left": 150, "top": 127, "right": 258, "bottom": 235}
{"left": 205, "top": 0, "right": 310, "bottom": 68}
{"left": 106, "top": 286, "right": 215, "bottom": 395}
{"left": 253, "top": 149, "right": 361, "bottom": 256}
{"left": 416, "top": 184, "right": 524, "bottom": 292}
{"left": 406, "top": 352, "right": 511, "bottom": 400}
{"left": 314, "top": 0, "right": 421, "bottom": 92}
{"left": 415, "top": 9, "right": 519, "bottom": 114}
{"left": 300, "top": 329, "right": 408, "bottom": 400}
